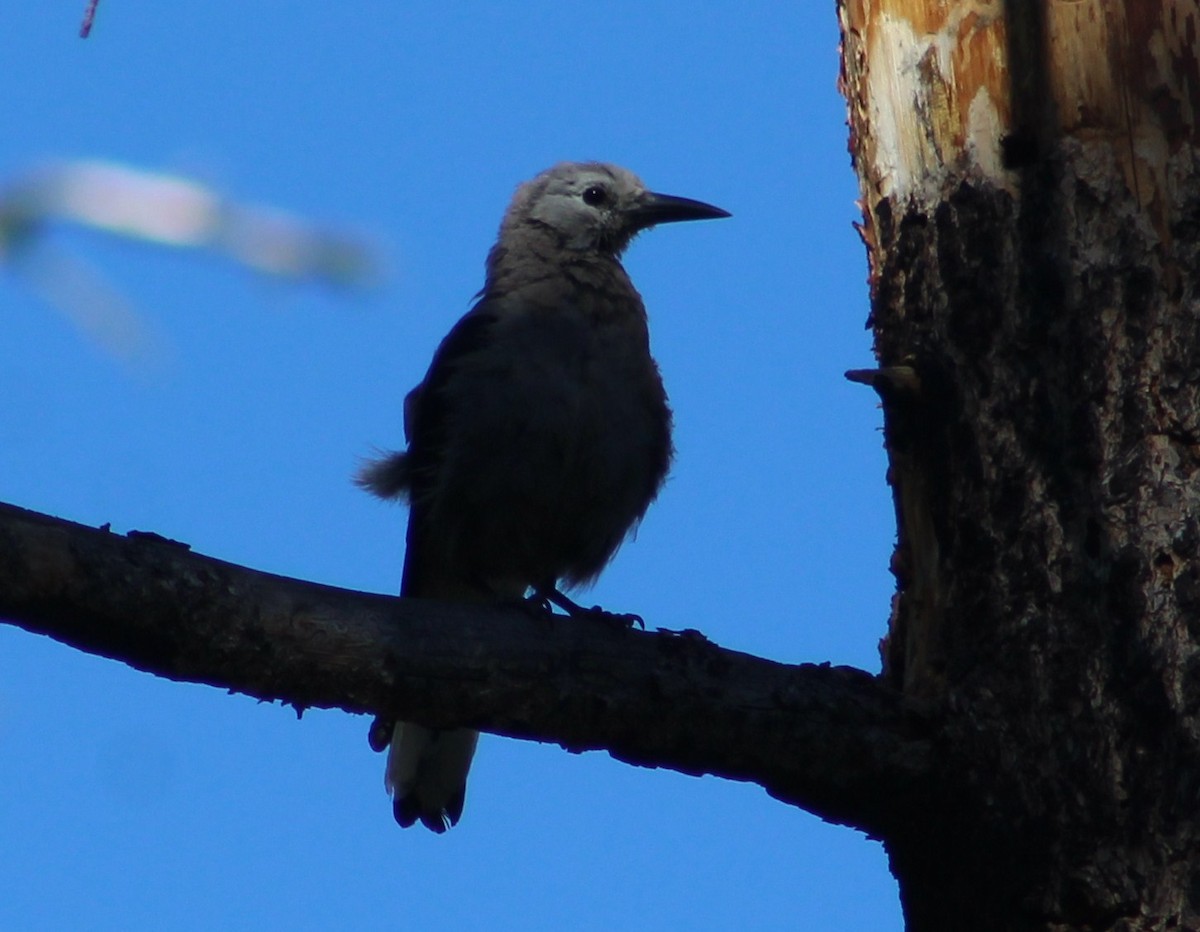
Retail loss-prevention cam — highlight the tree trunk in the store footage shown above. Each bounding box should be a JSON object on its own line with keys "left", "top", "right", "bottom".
{"left": 838, "top": 1, "right": 1200, "bottom": 928}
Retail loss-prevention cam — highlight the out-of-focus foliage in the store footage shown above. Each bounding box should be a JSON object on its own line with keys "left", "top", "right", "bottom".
{"left": 0, "top": 160, "right": 381, "bottom": 362}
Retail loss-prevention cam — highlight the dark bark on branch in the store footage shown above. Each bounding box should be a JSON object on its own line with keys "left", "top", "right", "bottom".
{"left": 0, "top": 501, "right": 932, "bottom": 836}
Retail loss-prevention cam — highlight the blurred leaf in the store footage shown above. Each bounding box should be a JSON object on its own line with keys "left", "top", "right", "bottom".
{"left": 0, "top": 160, "right": 383, "bottom": 365}
{"left": 1, "top": 160, "right": 380, "bottom": 285}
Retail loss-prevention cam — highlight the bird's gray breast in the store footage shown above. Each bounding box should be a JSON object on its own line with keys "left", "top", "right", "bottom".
{"left": 430, "top": 297, "right": 672, "bottom": 588}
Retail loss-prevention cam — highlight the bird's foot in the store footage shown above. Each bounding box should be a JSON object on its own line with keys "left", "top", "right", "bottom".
{"left": 536, "top": 586, "right": 644, "bottom": 630}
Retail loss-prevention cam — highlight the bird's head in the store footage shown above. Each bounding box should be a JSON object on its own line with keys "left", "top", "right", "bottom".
{"left": 504, "top": 162, "right": 729, "bottom": 257}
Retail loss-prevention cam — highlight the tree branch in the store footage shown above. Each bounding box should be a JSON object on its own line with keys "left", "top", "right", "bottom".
{"left": 0, "top": 501, "right": 932, "bottom": 836}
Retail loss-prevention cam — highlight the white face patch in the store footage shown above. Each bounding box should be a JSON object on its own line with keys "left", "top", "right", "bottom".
{"left": 522, "top": 164, "right": 647, "bottom": 249}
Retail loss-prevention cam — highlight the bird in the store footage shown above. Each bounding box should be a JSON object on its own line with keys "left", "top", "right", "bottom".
{"left": 357, "top": 161, "right": 729, "bottom": 832}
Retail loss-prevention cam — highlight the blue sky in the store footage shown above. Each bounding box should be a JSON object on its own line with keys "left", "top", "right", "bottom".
{"left": 1, "top": 3, "right": 902, "bottom": 929}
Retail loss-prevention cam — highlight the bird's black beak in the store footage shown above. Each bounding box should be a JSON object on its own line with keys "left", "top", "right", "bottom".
{"left": 631, "top": 191, "right": 731, "bottom": 230}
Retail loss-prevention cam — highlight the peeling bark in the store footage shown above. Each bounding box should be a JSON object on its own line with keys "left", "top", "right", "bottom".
{"left": 840, "top": 0, "right": 1200, "bottom": 929}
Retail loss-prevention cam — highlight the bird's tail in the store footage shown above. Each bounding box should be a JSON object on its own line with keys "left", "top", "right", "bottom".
{"left": 386, "top": 724, "right": 479, "bottom": 833}
{"left": 382, "top": 565, "right": 516, "bottom": 832}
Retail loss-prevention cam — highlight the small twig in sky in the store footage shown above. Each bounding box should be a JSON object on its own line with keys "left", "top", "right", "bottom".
{"left": 80, "top": 0, "right": 101, "bottom": 39}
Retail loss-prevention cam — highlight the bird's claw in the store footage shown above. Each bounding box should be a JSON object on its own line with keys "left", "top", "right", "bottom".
{"left": 368, "top": 715, "right": 393, "bottom": 753}
{"left": 529, "top": 586, "right": 644, "bottom": 629}
{"left": 583, "top": 607, "right": 645, "bottom": 630}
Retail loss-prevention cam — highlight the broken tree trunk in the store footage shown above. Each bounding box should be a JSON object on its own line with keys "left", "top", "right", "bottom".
{"left": 839, "top": 1, "right": 1200, "bottom": 929}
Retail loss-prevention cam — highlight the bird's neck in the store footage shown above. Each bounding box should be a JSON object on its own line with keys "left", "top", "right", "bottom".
{"left": 484, "top": 224, "right": 633, "bottom": 299}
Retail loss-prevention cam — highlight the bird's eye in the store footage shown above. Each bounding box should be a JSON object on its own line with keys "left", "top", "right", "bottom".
{"left": 582, "top": 185, "right": 608, "bottom": 207}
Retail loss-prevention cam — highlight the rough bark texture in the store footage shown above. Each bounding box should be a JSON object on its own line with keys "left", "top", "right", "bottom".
{"left": 0, "top": 501, "right": 932, "bottom": 836}
{"left": 839, "top": 1, "right": 1200, "bottom": 929}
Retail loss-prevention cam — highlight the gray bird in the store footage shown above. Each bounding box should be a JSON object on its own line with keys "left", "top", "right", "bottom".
{"left": 358, "top": 161, "right": 728, "bottom": 832}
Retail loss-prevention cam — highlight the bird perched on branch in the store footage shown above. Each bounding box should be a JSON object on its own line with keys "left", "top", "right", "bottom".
{"left": 358, "top": 161, "right": 728, "bottom": 832}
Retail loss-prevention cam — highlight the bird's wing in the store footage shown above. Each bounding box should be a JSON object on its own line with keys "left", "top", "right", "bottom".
{"left": 360, "top": 305, "right": 496, "bottom": 501}
{"left": 402, "top": 301, "right": 499, "bottom": 484}
{"left": 400, "top": 300, "right": 501, "bottom": 597}
{"left": 377, "top": 302, "right": 503, "bottom": 835}
{"left": 356, "top": 307, "right": 497, "bottom": 502}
